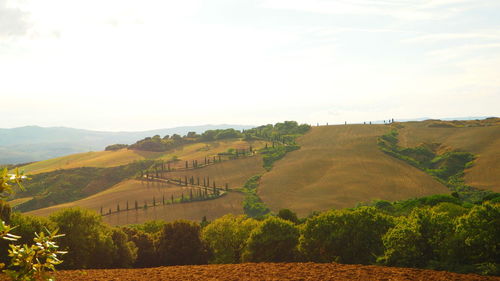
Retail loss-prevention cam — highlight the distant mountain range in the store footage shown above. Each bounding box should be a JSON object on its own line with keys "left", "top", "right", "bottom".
{"left": 0, "top": 125, "right": 254, "bottom": 164}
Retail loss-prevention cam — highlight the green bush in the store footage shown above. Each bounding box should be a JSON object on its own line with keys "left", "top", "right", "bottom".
{"left": 50, "top": 208, "right": 122, "bottom": 269}
{"left": 156, "top": 220, "right": 210, "bottom": 265}
{"left": 455, "top": 202, "right": 499, "bottom": 271}
{"left": 242, "top": 217, "right": 299, "bottom": 262}
{"left": 277, "top": 209, "right": 299, "bottom": 224}
{"left": 122, "top": 227, "right": 158, "bottom": 268}
{"left": 300, "top": 207, "right": 393, "bottom": 264}
{"left": 201, "top": 214, "right": 259, "bottom": 264}
{"left": 241, "top": 175, "right": 270, "bottom": 218}
{"left": 379, "top": 208, "right": 453, "bottom": 268}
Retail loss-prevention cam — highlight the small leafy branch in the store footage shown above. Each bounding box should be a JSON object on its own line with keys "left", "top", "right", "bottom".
{"left": 1, "top": 168, "right": 66, "bottom": 281}
{"left": 5, "top": 229, "right": 66, "bottom": 281}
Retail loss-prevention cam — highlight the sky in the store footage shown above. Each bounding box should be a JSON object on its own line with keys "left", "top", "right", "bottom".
{"left": 1, "top": 0, "right": 499, "bottom": 131}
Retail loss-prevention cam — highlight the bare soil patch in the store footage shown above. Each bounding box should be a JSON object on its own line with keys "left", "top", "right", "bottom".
{"left": 2, "top": 263, "right": 497, "bottom": 281}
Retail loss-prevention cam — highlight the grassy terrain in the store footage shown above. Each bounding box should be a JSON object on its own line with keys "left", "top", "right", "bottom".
{"left": 19, "top": 139, "right": 266, "bottom": 174}
{"left": 26, "top": 179, "right": 189, "bottom": 217}
{"left": 396, "top": 118, "right": 500, "bottom": 192}
{"left": 164, "top": 155, "right": 265, "bottom": 189}
{"left": 102, "top": 191, "right": 244, "bottom": 225}
{"left": 258, "top": 124, "right": 449, "bottom": 217}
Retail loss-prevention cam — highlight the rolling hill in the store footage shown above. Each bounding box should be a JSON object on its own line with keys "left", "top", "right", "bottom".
{"left": 0, "top": 124, "right": 253, "bottom": 164}
{"left": 258, "top": 124, "right": 449, "bottom": 217}
{"left": 15, "top": 118, "right": 500, "bottom": 224}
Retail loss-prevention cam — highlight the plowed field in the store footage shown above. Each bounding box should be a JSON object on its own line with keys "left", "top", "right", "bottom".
{"left": 3, "top": 263, "right": 496, "bottom": 281}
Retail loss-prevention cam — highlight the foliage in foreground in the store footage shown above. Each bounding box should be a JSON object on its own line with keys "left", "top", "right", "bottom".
{"left": 1, "top": 169, "right": 66, "bottom": 281}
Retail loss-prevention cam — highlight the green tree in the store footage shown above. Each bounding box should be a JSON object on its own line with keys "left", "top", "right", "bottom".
{"left": 122, "top": 227, "right": 158, "bottom": 268}
{"left": 49, "top": 207, "right": 115, "bottom": 269}
{"left": 242, "top": 217, "right": 299, "bottom": 262}
{"left": 156, "top": 220, "right": 210, "bottom": 265}
{"left": 202, "top": 214, "right": 259, "bottom": 264}
{"left": 300, "top": 207, "right": 393, "bottom": 264}
{"left": 455, "top": 202, "right": 500, "bottom": 274}
{"left": 379, "top": 207, "right": 453, "bottom": 268}
{"left": 277, "top": 209, "right": 299, "bottom": 224}
{"left": 111, "top": 228, "right": 138, "bottom": 268}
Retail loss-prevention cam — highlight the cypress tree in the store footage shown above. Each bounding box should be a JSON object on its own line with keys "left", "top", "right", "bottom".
{"left": 213, "top": 156, "right": 216, "bottom": 163}
{"left": 207, "top": 176, "right": 210, "bottom": 186}
{"left": 117, "top": 203, "right": 120, "bottom": 212}
{"left": 153, "top": 196, "right": 156, "bottom": 206}
{"left": 185, "top": 161, "right": 188, "bottom": 169}
{"left": 135, "top": 200, "right": 138, "bottom": 210}
{"left": 109, "top": 208, "right": 111, "bottom": 215}
{"left": 203, "top": 177, "right": 206, "bottom": 187}
{"left": 162, "top": 195, "right": 165, "bottom": 205}
{"left": 100, "top": 206, "right": 103, "bottom": 215}
{"left": 126, "top": 201, "right": 129, "bottom": 210}
{"left": 144, "top": 201, "right": 148, "bottom": 209}
{"left": 225, "top": 183, "right": 229, "bottom": 191}
{"left": 218, "top": 155, "right": 221, "bottom": 162}
{"left": 181, "top": 193, "right": 184, "bottom": 202}
{"left": 190, "top": 189, "right": 193, "bottom": 200}
{"left": 197, "top": 177, "right": 200, "bottom": 186}
{"left": 171, "top": 194, "right": 174, "bottom": 203}
{"left": 184, "top": 176, "right": 188, "bottom": 186}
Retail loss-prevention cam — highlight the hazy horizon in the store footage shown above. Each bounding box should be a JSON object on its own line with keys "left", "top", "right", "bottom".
{"left": 1, "top": 0, "right": 499, "bottom": 131}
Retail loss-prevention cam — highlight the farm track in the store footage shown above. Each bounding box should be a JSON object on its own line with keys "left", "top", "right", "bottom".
{"left": 2, "top": 263, "right": 497, "bottom": 281}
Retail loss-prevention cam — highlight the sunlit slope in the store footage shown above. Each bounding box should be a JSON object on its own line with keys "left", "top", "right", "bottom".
{"left": 259, "top": 125, "right": 449, "bottom": 217}
{"left": 102, "top": 192, "right": 244, "bottom": 226}
{"left": 27, "top": 179, "right": 188, "bottom": 216}
{"left": 166, "top": 156, "right": 265, "bottom": 188}
{"left": 20, "top": 140, "right": 266, "bottom": 175}
{"left": 397, "top": 119, "right": 500, "bottom": 191}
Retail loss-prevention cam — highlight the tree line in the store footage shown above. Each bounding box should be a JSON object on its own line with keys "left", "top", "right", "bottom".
{"left": 2, "top": 192, "right": 497, "bottom": 275}
{"left": 105, "top": 121, "right": 311, "bottom": 152}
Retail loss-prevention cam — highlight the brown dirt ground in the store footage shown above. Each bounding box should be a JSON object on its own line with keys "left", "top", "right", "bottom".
{"left": 1, "top": 263, "right": 497, "bottom": 281}
{"left": 259, "top": 125, "right": 449, "bottom": 217}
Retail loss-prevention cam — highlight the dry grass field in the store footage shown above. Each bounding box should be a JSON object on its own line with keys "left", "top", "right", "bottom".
{"left": 397, "top": 119, "right": 500, "bottom": 192}
{"left": 165, "top": 155, "right": 265, "bottom": 189}
{"left": 102, "top": 191, "right": 244, "bottom": 225}
{"left": 27, "top": 179, "right": 244, "bottom": 225}
{"left": 19, "top": 139, "right": 266, "bottom": 175}
{"left": 258, "top": 124, "right": 449, "bottom": 217}
{"left": 1, "top": 263, "right": 496, "bottom": 281}
{"left": 27, "top": 179, "right": 189, "bottom": 217}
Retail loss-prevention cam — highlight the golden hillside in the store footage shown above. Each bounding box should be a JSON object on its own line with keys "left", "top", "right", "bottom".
{"left": 258, "top": 124, "right": 449, "bottom": 217}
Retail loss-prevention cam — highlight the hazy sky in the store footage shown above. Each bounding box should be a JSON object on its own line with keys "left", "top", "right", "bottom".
{"left": 1, "top": 0, "right": 499, "bottom": 131}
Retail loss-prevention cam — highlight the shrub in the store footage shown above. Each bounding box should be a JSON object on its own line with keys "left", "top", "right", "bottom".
{"left": 111, "top": 228, "right": 138, "bottom": 268}
{"left": 122, "top": 227, "right": 158, "bottom": 267}
{"left": 49, "top": 207, "right": 117, "bottom": 269}
{"left": 455, "top": 203, "right": 499, "bottom": 270}
{"left": 300, "top": 207, "right": 393, "bottom": 264}
{"left": 156, "top": 220, "right": 210, "bottom": 265}
{"left": 379, "top": 208, "right": 453, "bottom": 268}
{"left": 242, "top": 217, "right": 299, "bottom": 262}
{"left": 277, "top": 209, "right": 299, "bottom": 224}
{"left": 202, "top": 214, "right": 259, "bottom": 264}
